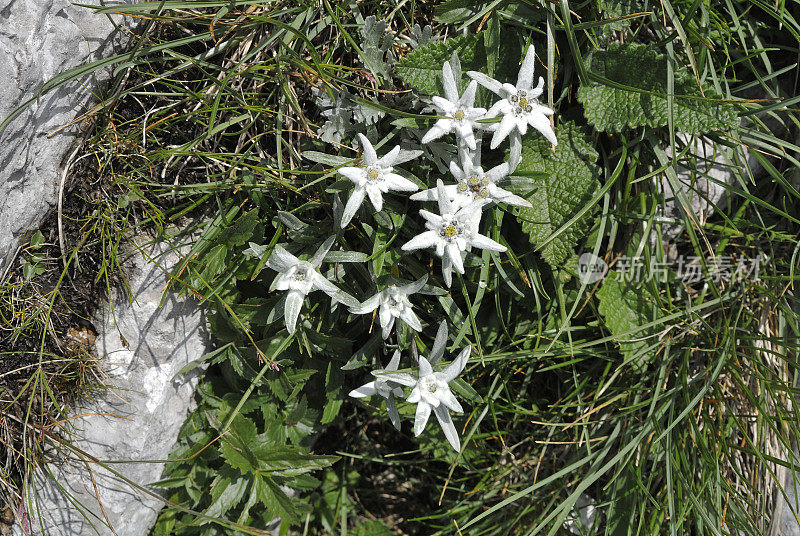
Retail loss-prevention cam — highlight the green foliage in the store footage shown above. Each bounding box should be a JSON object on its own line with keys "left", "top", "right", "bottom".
{"left": 514, "top": 122, "right": 601, "bottom": 267}
{"left": 24, "top": 1, "right": 799, "bottom": 536}
{"left": 576, "top": 44, "right": 739, "bottom": 132}
{"left": 154, "top": 379, "right": 336, "bottom": 534}
{"left": 396, "top": 32, "right": 520, "bottom": 96}
{"left": 396, "top": 34, "right": 483, "bottom": 94}
{"left": 596, "top": 271, "right": 659, "bottom": 371}
{"left": 21, "top": 231, "right": 47, "bottom": 281}
{"left": 597, "top": 0, "right": 639, "bottom": 30}
{"left": 351, "top": 520, "right": 395, "bottom": 536}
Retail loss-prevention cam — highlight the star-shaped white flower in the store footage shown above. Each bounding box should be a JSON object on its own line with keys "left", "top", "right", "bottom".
{"left": 351, "top": 275, "right": 427, "bottom": 339}
{"left": 348, "top": 350, "right": 406, "bottom": 430}
{"left": 421, "top": 59, "right": 487, "bottom": 150}
{"left": 267, "top": 236, "right": 358, "bottom": 334}
{"left": 410, "top": 151, "right": 532, "bottom": 210}
{"left": 402, "top": 180, "right": 506, "bottom": 287}
{"left": 380, "top": 324, "right": 470, "bottom": 451}
{"left": 337, "top": 133, "right": 420, "bottom": 228}
{"left": 467, "top": 44, "right": 557, "bottom": 150}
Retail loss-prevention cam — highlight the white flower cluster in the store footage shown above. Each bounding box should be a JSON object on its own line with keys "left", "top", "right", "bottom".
{"left": 266, "top": 45, "right": 556, "bottom": 450}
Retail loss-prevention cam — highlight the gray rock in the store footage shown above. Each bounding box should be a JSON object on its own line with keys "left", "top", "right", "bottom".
{"left": 18, "top": 237, "right": 207, "bottom": 536}
{"left": 660, "top": 112, "right": 788, "bottom": 240}
{"left": 660, "top": 133, "right": 741, "bottom": 239}
{"left": 0, "top": 0, "right": 136, "bottom": 275}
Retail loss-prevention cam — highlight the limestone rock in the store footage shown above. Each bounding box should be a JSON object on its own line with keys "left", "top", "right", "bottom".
{"left": 18, "top": 237, "right": 207, "bottom": 536}
{"left": 0, "top": 0, "right": 136, "bottom": 274}
{"left": 660, "top": 110, "right": 788, "bottom": 240}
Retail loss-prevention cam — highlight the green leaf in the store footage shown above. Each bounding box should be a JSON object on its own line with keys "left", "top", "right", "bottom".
{"left": 22, "top": 260, "right": 45, "bottom": 281}
{"left": 597, "top": 0, "right": 640, "bottom": 30}
{"left": 219, "top": 414, "right": 259, "bottom": 474}
{"left": 396, "top": 34, "right": 481, "bottom": 94}
{"left": 514, "top": 122, "right": 600, "bottom": 267}
{"left": 351, "top": 520, "right": 396, "bottom": 536}
{"left": 576, "top": 44, "right": 738, "bottom": 132}
{"left": 29, "top": 230, "right": 45, "bottom": 248}
{"left": 596, "top": 271, "right": 658, "bottom": 371}
{"left": 321, "top": 361, "right": 344, "bottom": 424}
{"left": 204, "top": 472, "right": 248, "bottom": 521}
{"left": 200, "top": 243, "right": 227, "bottom": 283}
{"left": 396, "top": 33, "right": 520, "bottom": 98}
{"left": 218, "top": 208, "right": 260, "bottom": 247}
{"left": 254, "top": 474, "right": 300, "bottom": 524}
{"left": 323, "top": 251, "right": 369, "bottom": 263}
{"left": 302, "top": 151, "right": 353, "bottom": 166}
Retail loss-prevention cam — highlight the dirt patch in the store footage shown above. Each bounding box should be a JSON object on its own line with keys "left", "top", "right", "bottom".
{"left": 0, "top": 153, "right": 117, "bottom": 511}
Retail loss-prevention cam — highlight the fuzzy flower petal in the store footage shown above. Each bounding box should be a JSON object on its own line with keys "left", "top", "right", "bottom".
{"left": 468, "top": 44, "right": 557, "bottom": 148}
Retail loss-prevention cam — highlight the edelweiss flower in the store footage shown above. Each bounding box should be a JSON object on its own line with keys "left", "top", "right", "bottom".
{"left": 381, "top": 327, "right": 470, "bottom": 451}
{"left": 267, "top": 236, "right": 358, "bottom": 334}
{"left": 337, "top": 133, "right": 419, "bottom": 228}
{"left": 351, "top": 275, "right": 427, "bottom": 339}
{"left": 348, "top": 350, "right": 405, "bottom": 430}
{"left": 410, "top": 150, "right": 531, "bottom": 210}
{"left": 421, "top": 59, "right": 487, "bottom": 150}
{"left": 467, "top": 44, "right": 557, "bottom": 150}
{"left": 402, "top": 181, "right": 506, "bottom": 287}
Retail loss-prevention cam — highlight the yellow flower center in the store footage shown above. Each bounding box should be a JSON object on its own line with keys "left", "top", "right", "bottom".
{"left": 519, "top": 97, "right": 529, "bottom": 108}
{"left": 428, "top": 384, "right": 437, "bottom": 393}
{"left": 367, "top": 168, "right": 380, "bottom": 180}
{"left": 454, "top": 109, "right": 465, "bottom": 120}
{"left": 444, "top": 225, "right": 457, "bottom": 238}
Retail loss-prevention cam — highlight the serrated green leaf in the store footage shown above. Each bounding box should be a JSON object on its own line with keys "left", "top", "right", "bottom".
{"left": 204, "top": 473, "right": 248, "bottom": 521}
{"left": 576, "top": 44, "right": 738, "bottom": 132}
{"left": 396, "top": 34, "right": 482, "bottom": 94}
{"left": 514, "top": 122, "right": 600, "bottom": 267}
{"left": 200, "top": 243, "right": 227, "bottom": 283}
{"left": 596, "top": 271, "right": 658, "bottom": 371}
{"left": 254, "top": 474, "right": 300, "bottom": 524}
{"left": 396, "top": 33, "right": 521, "bottom": 99}
{"left": 218, "top": 208, "right": 259, "bottom": 247}
{"left": 220, "top": 440, "right": 257, "bottom": 475}
{"left": 219, "top": 414, "right": 259, "bottom": 474}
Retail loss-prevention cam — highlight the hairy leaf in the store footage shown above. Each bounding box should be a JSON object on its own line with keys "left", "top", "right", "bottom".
{"left": 515, "top": 122, "right": 600, "bottom": 267}
{"left": 218, "top": 208, "right": 260, "bottom": 247}
{"left": 576, "top": 44, "right": 739, "bottom": 132}
{"left": 596, "top": 271, "right": 658, "bottom": 371}
{"left": 396, "top": 34, "right": 482, "bottom": 94}
{"left": 396, "top": 33, "right": 520, "bottom": 97}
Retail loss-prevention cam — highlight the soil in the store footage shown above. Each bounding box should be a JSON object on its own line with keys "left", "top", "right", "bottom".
{"left": 0, "top": 156, "right": 112, "bottom": 511}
